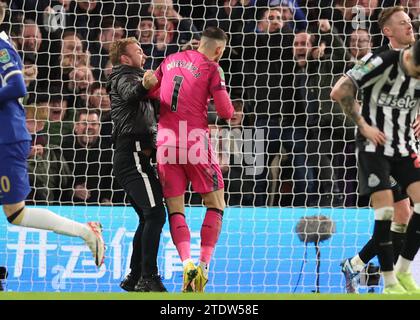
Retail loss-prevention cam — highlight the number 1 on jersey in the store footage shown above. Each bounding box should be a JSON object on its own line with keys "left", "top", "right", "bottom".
{"left": 171, "top": 75, "right": 184, "bottom": 112}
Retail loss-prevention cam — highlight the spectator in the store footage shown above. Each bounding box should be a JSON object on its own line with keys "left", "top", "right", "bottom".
{"left": 15, "top": 19, "right": 53, "bottom": 87}
{"left": 400, "top": 0, "right": 420, "bottom": 35}
{"left": 25, "top": 93, "right": 50, "bottom": 148}
{"left": 176, "top": 0, "right": 210, "bottom": 31}
{"left": 135, "top": 16, "right": 155, "bottom": 70}
{"left": 87, "top": 82, "right": 112, "bottom": 138}
{"left": 136, "top": 16, "right": 155, "bottom": 45}
{"left": 67, "top": 65, "right": 95, "bottom": 107}
{"left": 26, "top": 87, "right": 73, "bottom": 147}
{"left": 86, "top": 86, "right": 126, "bottom": 206}
{"left": 239, "top": 8, "right": 300, "bottom": 206}
{"left": 330, "top": 0, "right": 388, "bottom": 48}
{"left": 401, "top": 0, "right": 420, "bottom": 19}
{"left": 204, "top": 0, "right": 256, "bottom": 88}
{"left": 292, "top": 30, "right": 351, "bottom": 206}
{"left": 214, "top": 94, "right": 255, "bottom": 206}
{"left": 66, "top": 0, "right": 101, "bottom": 40}
{"left": 355, "top": 0, "right": 384, "bottom": 47}
{"left": 153, "top": 19, "right": 180, "bottom": 68}
{"left": 89, "top": 17, "right": 125, "bottom": 81}
{"left": 326, "top": 0, "right": 357, "bottom": 38}
{"left": 22, "top": 54, "right": 38, "bottom": 89}
{"left": 205, "top": 0, "right": 252, "bottom": 35}
{"left": 61, "top": 109, "right": 113, "bottom": 205}
{"left": 42, "top": 86, "right": 74, "bottom": 147}
{"left": 148, "top": 0, "right": 200, "bottom": 46}
{"left": 11, "top": 1, "right": 70, "bottom": 82}
{"left": 348, "top": 28, "right": 373, "bottom": 66}
{"left": 41, "top": 0, "right": 73, "bottom": 34}
{"left": 50, "top": 29, "right": 89, "bottom": 89}
{"left": 88, "top": 82, "right": 111, "bottom": 112}
{"left": 103, "top": 59, "right": 113, "bottom": 80}
{"left": 25, "top": 103, "right": 71, "bottom": 205}
{"left": 18, "top": 18, "right": 66, "bottom": 89}
{"left": 268, "top": 0, "right": 308, "bottom": 31}
{"left": 17, "top": 19, "right": 42, "bottom": 55}
{"left": 10, "top": 0, "right": 71, "bottom": 29}
{"left": 59, "top": 30, "right": 86, "bottom": 73}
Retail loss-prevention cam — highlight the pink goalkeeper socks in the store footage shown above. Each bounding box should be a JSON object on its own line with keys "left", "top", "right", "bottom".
{"left": 200, "top": 208, "right": 223, "bottom": 264}
{"left": 169, "top": 213, "right": 191, "bottom": 261}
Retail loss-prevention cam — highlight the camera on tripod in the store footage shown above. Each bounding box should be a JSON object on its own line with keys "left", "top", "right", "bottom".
{"left": 359, "top": 263, "right": 381, "bottom": 292}
{"left": 0, "top": 266, "right": 8, "bottom": 291}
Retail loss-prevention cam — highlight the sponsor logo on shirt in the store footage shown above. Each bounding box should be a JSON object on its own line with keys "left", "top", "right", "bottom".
{"left": 389, "top": 175, "right": 398, "bottom": 187}
{"left": 377, "top": 93, "right": 419, "bottom": 109}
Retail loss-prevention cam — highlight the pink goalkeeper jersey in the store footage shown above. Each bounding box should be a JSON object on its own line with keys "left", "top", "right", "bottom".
{"left": 154, "top": 50, "right": 233, "bottom": 148}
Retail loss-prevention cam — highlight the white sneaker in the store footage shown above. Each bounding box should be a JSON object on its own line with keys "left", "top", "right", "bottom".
{"left": 85, "top": 222, "right": 105, "bottom": 267}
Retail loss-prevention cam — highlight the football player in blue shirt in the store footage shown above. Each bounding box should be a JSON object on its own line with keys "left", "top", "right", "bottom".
{"left": 0, "top": 6, "right": 105, "bottom": 283}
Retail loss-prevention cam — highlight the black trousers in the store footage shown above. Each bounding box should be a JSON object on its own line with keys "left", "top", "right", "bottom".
{"left": 113, "top": 145, "right": 166, "bottom": 278}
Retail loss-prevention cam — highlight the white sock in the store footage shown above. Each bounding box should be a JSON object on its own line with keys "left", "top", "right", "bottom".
{"left": 395, "top": 256, "right": 412, "bottom": 274}
{"left": 182, "top": 258, "right": 194, "bottom": 268}
{"left": 20, "top": 208, "right": 90, "bottom": 240}
{"left": 199, "top": 261, "right": 209, "bottom": 278}
{"left": 350, "top": 255, "right": 365, "bottom": 272}
{"left": 382, "top": 271, "right": 398, "bottom": 287}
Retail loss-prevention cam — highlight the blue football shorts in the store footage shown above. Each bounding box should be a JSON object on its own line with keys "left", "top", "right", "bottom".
{"left": 0, "top": 141, "right": 31, "bottom": 205}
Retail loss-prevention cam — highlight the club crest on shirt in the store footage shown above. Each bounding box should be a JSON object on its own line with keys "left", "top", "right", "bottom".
{"left": 0, "top": 49, "right": 10, "bottom": 63}
{"left": 368, "top": 173, "right": 380, "bottom": 188}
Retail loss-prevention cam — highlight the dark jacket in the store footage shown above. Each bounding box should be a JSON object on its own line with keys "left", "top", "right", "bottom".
{"left": 106, "top": 64, "right": 159, "bottom": 150}
{"left": 61, "top": 135, "right": 113, "bottom": 205}
{"left": 240, "top": 27, "right": 295, "bottom": 118}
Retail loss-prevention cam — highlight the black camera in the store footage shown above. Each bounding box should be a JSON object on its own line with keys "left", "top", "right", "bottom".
{"left": 0, "top": 266, "right": 7, "bottom": 280}
{"left": 0, "top": 266, "right": 7, "bottom": 292}
{"left": 359, "top": 263, "right": 381, "bottom": 287}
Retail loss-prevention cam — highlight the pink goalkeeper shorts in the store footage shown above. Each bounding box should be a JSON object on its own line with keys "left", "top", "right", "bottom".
{"left": 156, "top": 145, "right": 224, "bottom": 198}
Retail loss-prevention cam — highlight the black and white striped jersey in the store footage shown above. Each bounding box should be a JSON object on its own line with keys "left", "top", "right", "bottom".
{"left": 347, "top": 49, "right": 420, "bottom": 157}
{"left": 361, "top": 43, "right": 394, "bottom": 63}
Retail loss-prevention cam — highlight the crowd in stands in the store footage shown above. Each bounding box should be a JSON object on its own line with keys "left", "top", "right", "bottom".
{"left": 3, "top": 0, "right": 419, "bottom": 207}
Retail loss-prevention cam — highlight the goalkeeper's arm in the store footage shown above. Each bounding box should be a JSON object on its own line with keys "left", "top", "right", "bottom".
{"left": 213, "top": 89, "right": 234, "bottom": 120}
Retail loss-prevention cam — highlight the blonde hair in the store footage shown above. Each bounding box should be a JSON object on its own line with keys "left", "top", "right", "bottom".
{"left": 378, "top": 6, "right": 406, "bottom": 30}
{"left": 25, "top": 104, "right": 48, "bottom": 121}
{"left": 109, "top": 37, "right": 139, "bottom": 65}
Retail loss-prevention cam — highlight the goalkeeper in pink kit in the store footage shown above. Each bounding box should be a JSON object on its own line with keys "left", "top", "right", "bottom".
{"left": 151, "top": 27, "right": 234, "bottom": 292}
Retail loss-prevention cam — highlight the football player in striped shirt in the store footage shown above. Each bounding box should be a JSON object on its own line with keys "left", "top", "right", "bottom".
{"left": 331, "top": 37, "right": 420, "bottom": 294}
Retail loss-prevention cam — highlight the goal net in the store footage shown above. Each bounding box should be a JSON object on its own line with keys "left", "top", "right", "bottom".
{"left": 0, "top": 0, "right": 416, "bottom": 293}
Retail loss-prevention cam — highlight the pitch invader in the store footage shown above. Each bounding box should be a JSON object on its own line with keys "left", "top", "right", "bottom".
{"left": 0, "top": 5, "right": 105, "bottom": 286}
{"left": 331, "top": 39, "right": 420, "bottom": 294}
